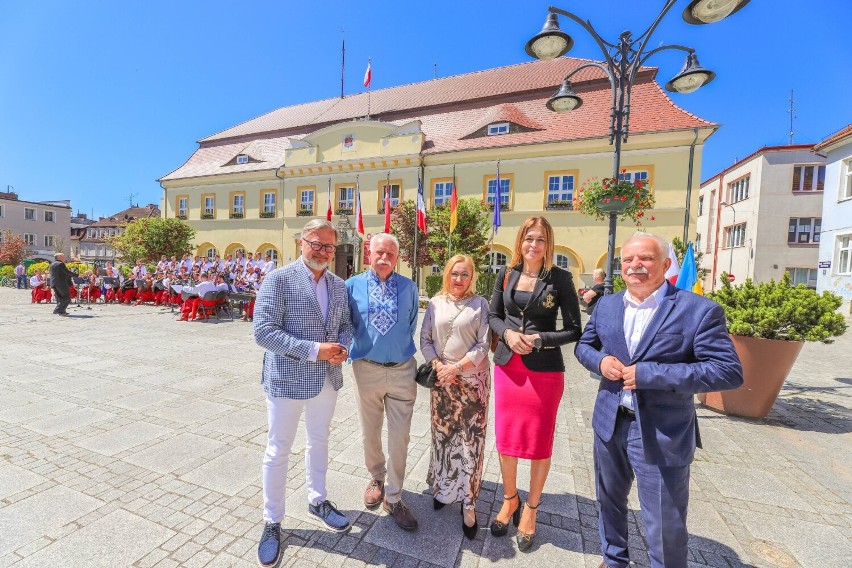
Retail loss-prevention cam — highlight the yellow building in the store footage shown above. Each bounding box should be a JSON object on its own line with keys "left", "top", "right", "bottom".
{"left": 159, "top": 57, "right": 716, "bottom": 288}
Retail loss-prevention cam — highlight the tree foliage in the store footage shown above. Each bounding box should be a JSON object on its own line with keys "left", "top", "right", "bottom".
{"left": 707, "top": 271, "right": 847, "bottom": 343}
{"left": 390, "top": 198, "right": 491, "bottom": 274}
{"left": 107, "top": 218, "right": 195, "bottom": 264}
{"left": 671, "top": 236, "right": 708, "bottom": 280}
{"left": 0, "top": 230, "right": 27, "bottom": 265}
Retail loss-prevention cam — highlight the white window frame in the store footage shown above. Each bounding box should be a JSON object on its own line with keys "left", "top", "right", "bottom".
{"left": 487, "top": 178, "right": 510, "bottom": 206}
{"left": 264, "top": 248, "right": 279, "bottom": 262}
{"left": 487, "top": 122, "right": 510, "bottom": 136}
{"left": 300, "top": 189, "right": 314, "bottom": 212}
{"left": 554, "top": 253, "right": 570, "bottom": 270}
{"left": 727, "top": 176, "right": 750, "bottom": 203}
{"left": 842, "top": 159, "right": 852, "bottom": 201}
{"left": 489, "top": 252, "right": 507, "bottom": 274}
{"left": 380, "top": 183, "right": 401, "bottom": 210}
{"left": 24, "top": 207, "right": 35, "bottom": 220}
{"left": 23, "top": 233, "right": 35, "bottom": 246}
{"left": 232, "top": 194, "right": 244, "bottom": 214}
{"left": 785, "top": 267, "right": 818, "bottom": 288}
{"left": 695, "top": 234, "right": 702, "bottom": 253}
{"left": 792, "top": 164, "right": 825, "bottom": 192}
{"left": 44, "top": 210, "right": 55, "bottom": 223}
{"left": 547, "top": 174, "right": 574, "bottom": 203}
{"left": 836, "top": 234, "right": 852, "bottom": 275}
{"left": 206, "top": 248, "right": 217, "bottom": 260}
{"left": 698, "top": 196, "right": 704, "bottom": 216}
{"left": 236, "top": 154, "right": 249, "bottom": 165}
{"left": 204, "top": 196, "right": 215, "bottom": 215}
{"left": 263, "top": 192, "right": 276, "bottom": 213}
{"left": 177, "top": 197, "right": 188, "bottom": 216}
{"left": 787, "top": 217, "right": 821, "bottom": 244}
{"left": 618, "top": 170, "right": 650, "bottom": 184}
{"left": 725, "top": 223, "right": 747, "bottom": 248}
{"left": 338, "top": 186, "right": 354, "bottom": 210}
{"left": 434, "top": 181, "right": 453, "bottom": 206}
{"left": 44, "top": 235, "right": 55, "bottom": 248}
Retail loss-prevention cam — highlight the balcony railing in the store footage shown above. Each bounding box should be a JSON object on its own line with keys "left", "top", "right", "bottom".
{"left": 297, "top": 209, "right": 314, "bottom": 217}
{"left": 260, "top": 211, "right": 276, "bottom": 219}
{"left": 229, "top": 212, "right": 244, "bottom": 219}
{"left": 201, "top": 213, "right": 214, "bottom": 220}
{"left": 335, "top": 207, "right": 353, "bottom": 216}
{"left": 486, "top": 202, "right": 511, "bottom": 212}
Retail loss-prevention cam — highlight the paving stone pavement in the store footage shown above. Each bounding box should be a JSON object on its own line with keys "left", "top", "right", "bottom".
{"left": 0, "top": 287, "right": 849, "bottom": 568}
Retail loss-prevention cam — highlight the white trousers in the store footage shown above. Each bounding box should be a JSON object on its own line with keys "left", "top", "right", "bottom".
{"left": 262, "top": 379, "right": 338, "bottom": 523}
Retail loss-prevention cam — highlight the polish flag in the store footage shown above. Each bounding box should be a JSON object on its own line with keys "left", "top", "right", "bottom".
{"left": 665, "top": 242, "right": 680, "bottom": 285}
{"left": 326, "top": 183, "right": 332, "bottom": 221}
{"left": 363, "top": 60, "right": 372, "bottom": 88}
{"left": 383, "top": 185, "right": 391, "bottom": 233}
{"left": 355, "top": 183, "right": 364, "bottom": 234}
{"left": 416, "top": 179, "right": 427, "bottom": 235}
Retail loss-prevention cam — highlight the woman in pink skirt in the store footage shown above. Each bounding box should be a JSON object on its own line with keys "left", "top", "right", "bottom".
{"left": 488, "top": 216, "right": 582, "bottom": 551}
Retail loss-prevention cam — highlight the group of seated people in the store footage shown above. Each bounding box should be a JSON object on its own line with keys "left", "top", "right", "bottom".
{"left": 31, "top": 252, "right": 272, "bottom": 322}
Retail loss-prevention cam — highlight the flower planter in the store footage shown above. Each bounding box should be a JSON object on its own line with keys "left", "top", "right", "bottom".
{"left": 595, "top": 196, "right": 634, "bottom": 214}
{"left": 697, "top": 334, "right": 804, "bottom": 419}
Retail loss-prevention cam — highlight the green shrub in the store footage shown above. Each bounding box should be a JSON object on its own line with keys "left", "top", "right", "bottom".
{"left": 425, "top": 274, "right": 443, "bottom": 298}
{"left": 26, "top": 261, "right": 50, "bottom": 276}
{"left": 476, "top": 272, "right": 496, "bottom": 298}
{"left": 707, "top": 272, "right": 847, "bottom": 343}
{"left": 613, "top": 275, "right": 626, "bottom": 293}
{"left": 0, "top": 265, "right": 15, "bottom": 279}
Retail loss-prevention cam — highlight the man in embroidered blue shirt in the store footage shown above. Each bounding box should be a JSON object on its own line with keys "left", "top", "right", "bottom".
{"left": 253, "top": 219, "right": 354, "bottom": 567}
{"left": 346, "top": 232, "right": 420, "bottom": 531}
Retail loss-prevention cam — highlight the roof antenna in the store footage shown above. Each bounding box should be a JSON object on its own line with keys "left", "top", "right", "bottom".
{"left": 433, "top": 62, "right": 437, "bottom": 80}
{"left": 129, "top": 191, "right": 139, "bottom": 208}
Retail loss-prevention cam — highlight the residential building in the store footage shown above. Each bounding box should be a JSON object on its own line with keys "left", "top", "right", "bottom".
{"left": 159, "top": 58, "right": 717, "bottom": 287}
{"left": 69, "top": 212, "right": 96, "bottom": 260}
{"left": 814, "top": 124, "right": 852, "bottom": 312}
{"left": 0, "top": 189, "right": 72, "bottom": 260}
{"left": 77, "top": 204, "right": 160, "bottom": 264}
{"left": 696, "top": 145, "right": 825, "bottom": 291}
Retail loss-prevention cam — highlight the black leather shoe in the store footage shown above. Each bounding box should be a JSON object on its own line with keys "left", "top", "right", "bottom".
{"left": 489, "top": 492, "right": 520, "bottom": 536}
{"left": 461, "top": 506, "right": 478, "bottom": 540}
{"left": 516, "top": 499, "right": 542, "bottom": 552}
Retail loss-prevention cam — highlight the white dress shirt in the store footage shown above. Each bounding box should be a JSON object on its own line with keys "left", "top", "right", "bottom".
{"left": 300, "top": 258, "right": 330, "bottom": 362}
{"left": 620, "top": 281, "right": 668, "bottom": 410}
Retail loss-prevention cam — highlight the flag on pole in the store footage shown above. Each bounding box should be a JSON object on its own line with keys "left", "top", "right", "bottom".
{"left": 492, "top": 161, "right": 502, "bottom": 234}
{"left": 326, "top": 179, "right": 332, "bottom": 221}
{"left": 665, "top": 242, "right": 681, "bottom": 285}
{"left": 363, "top": 60, "right": 372, "bottom": 88}
{"left": 383, "top": 180, "right": 391, "bottom": 233}
{"left": 416, "top": 178, "right": 427, "bottom": 235}
{"left": 675, "top": 242, "right": 704, "bottom": 295}
{"left": 449, "top": 167, "right": 458, "bottom": 233}
{"left": 355, "top": 178, "right": 364, "bottom": 235}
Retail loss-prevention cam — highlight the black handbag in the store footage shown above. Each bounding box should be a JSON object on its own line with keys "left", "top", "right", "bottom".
{"left": 415, "top": 363, "right": 437, "bottom": 388}
{"left": 416, "top": 297, "right": 469, "bottom": 389}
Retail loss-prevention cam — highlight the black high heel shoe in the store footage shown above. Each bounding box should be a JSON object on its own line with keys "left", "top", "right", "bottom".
{"left": 433, "top": 497, "right": 445, "bottom": 510}
{"left": 516, "top": 499, "right": 542, "bottom": 552}
{"left": 489, "top": 493, "right": 520, "bottom": 536}
{"left": 461, "top": 506, "right": 478, "bottom": 540}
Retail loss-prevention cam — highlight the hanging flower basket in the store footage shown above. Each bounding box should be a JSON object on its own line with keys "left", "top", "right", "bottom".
{"left": 574, "top": 172, "right": 655, "bottom": 223}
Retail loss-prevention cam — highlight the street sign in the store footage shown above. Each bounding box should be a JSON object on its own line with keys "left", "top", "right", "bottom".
{"left": 727, "top": 274, "right": 735, "bottom": 282}
{"left": 818, "top": 261, "right": 831, "bottom": 269}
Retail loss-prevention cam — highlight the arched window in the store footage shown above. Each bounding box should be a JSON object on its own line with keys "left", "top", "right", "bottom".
{"left": 265, "top": 248, "right": 279, "bottom": 262}
{"left": 554, "top": 253, "right": 570, "bottom": 270}
{"left": 489, "top": 252, "right": 507, "bottom": 274}
{"left": 206, "top": 248, "right": 217, "bottom": 260}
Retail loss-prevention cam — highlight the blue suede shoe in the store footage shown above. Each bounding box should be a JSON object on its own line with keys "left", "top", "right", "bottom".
{"left": 308, "top": 500, "right": 351, "bottom": 532}
{"left": 257, "top": 522, "right": 281, "bottom": 567}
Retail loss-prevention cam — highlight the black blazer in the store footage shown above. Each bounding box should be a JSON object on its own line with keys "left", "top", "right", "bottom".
{"left": 489, "top": 265, "right": 582, "bottom": 372}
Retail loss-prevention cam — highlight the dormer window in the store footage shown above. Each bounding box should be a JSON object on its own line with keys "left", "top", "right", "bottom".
{"left": 487, "top": 122, "right": 510, "bottom": 136}
{"left": 236, "top": 154, "right": 249, "bottom": 165}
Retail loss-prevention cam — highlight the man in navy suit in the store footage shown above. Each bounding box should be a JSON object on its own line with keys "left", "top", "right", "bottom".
{"left": 575, "top": 232, "right": 742, "bottom": 568}
{"left": 253, "top": 219, "right": 354, "bottom": 567}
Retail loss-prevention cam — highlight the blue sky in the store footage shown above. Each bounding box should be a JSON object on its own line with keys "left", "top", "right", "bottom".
{"left": 1, "top": 0, "right": 849, "bottom": 219}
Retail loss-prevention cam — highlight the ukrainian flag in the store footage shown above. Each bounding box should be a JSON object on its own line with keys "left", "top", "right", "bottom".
{"left": 675, "top": 242, "right": 704, "bottom": 295}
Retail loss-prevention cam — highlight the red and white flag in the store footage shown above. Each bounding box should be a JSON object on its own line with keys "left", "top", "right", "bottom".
{"left": 416, "top": 178, "right": 427, "bottom": 235}
{"left": 665, "top": 242, "right": 680, "bottom": 285}
{"left": 363, "top": 60, "right": 372, "bottom": 88}
{"left": 326, "top": 180, "right": 332, "bottom": 221}
{"left": 355, "top": 181, "right": 364, "bottom": 235}
{"left": 383, "top": 184, "right": 391, "bottom": 233}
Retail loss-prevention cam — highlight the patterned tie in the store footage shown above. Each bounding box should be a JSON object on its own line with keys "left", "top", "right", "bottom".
{"left": 367, "top": 271, "right": 398, "bottom": 336}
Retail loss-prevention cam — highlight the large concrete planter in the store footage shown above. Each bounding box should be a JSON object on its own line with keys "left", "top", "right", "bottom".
{"left": 697, "top": 334, "right": 804, "bottom": 419}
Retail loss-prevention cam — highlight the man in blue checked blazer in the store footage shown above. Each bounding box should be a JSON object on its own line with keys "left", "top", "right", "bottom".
{"left": 253, "top": 220, "right": 354, "bottom": 568}
{"left": 575, "top": 233, "right": 742, "bottom": 568}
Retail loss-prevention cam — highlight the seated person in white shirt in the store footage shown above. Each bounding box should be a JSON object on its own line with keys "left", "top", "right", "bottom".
{"left": 30, "top": 270, "right": 52, "bottom": 303}
{"left": 177, "top": 272, "right": 217, "bottom": 321}
{"left": 262, "top": 255, "right": 276, "bottom": 275}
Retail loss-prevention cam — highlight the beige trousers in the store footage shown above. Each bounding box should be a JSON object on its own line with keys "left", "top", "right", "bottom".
{"left": 351, "top": 357, "right": 417, "bottom": 503}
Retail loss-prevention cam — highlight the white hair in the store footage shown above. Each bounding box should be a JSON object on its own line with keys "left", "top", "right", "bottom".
{"left": 623, "top": 231, "right": 668, "bottom": 259}
{"left": 301, "top": 219, "right": 338, "bottom": 240}
{"left": 371, "top": 232, "right": 399, "bottom": 252}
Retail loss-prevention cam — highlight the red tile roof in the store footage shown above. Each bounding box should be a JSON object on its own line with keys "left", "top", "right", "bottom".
{"left": 814, "top": 123, "right": 852, "bottom": 151}
{"left": 161, "top": 57, "right": 716, "bottom": 182}
{"left": 89, "top": 204, "right": 160, "bottom": 228}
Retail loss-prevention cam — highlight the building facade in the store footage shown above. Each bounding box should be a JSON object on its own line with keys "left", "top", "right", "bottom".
{"left": 0, "top": 190, "right": 72, "bottom": 260}
{"left": 814, "top": 124, "right": 852, "bottom": 312}
{"left": 160, "top": 58, "right": 717, "bottom": 288}
{"left": 696, "top": 146, "right": 826, "bottom": 291}
{"left": 77, "top": 204, "right": 160, "bottom": 264}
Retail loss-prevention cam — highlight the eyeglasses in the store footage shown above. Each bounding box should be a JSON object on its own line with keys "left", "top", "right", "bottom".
{"left": 302, "top": 239, "right": 336, "bottom": 253}
{"left": 450, "top": 272, "right": 471, "bottom": 280}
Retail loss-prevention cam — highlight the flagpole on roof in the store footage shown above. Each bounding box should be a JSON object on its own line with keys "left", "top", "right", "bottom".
{"left": 340, "top": 29, "right": 345, "bottom": 99}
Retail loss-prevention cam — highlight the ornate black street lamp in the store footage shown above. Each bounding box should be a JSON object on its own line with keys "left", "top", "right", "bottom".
{"left": 526, "top": 0, "right": 748, "bottom": 294}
